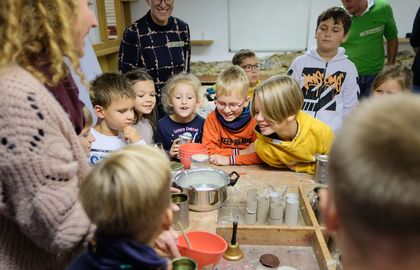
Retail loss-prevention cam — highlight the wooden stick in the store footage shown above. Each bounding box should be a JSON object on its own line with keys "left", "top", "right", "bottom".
{"left": 177, "top": 221, "right": 192, "bottom": 249}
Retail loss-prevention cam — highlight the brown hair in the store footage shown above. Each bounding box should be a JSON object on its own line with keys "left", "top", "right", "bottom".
{"left": 372, "top": 65, "right": 413, "bottom": 93}
{"left": 317, "top": 7, "right": 352, "bottom": 34}
{"left": 125, "top": 68, "right": 157, "bottom": 132}
{"left": 232, "top": 49, "right": 257, "bottom": 66}
{"left": 0, "top": 0, "right": 84, "bottom": 85}
{"left": 90, "top": 72, "right": 136, "bottom": 108}
{"left": 252, "top": 75, "right": 303, "bottom": 122}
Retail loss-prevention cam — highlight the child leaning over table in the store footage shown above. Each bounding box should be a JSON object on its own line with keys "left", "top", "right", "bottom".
{"left": 67, "top": 145, "right": 174, "bottom": 270}
{"left": 156, "top": 72, "right": 205, "bottom": 159}
{"left": 89, "top": 72, "right": 145, "bottom": 165}
{"left": 287, "top": 7, "right": 359, "bottom": 133}
{"left": 203, "top": 65, "right": 263, "bottom": 165}
{"left": 252, "top": 75, "right": 334, "bottom": 174}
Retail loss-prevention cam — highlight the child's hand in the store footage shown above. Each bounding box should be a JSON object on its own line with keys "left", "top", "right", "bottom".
{"left": 155, "top": 228, "right": 180, "bottom": 258}
{"left": 169, "top": 138, "right": 181, "bottom": 158}
{"left": 123, "top": 126, "right": 141, "bottom": 143}
{"left": 239, "top": 143, "right": 255, "bottom": 155}
{"left": 209, "top": 154, "right": 230, "bottom": 166}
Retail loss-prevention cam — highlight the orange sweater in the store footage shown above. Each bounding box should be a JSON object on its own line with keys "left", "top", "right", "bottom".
{"left": 202, "top": 111, "right": 262, "bottom": 165}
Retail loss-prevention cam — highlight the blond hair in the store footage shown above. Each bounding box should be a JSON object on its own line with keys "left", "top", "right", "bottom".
{"left": 0, "top": 0, "right": 84, "bottom": 86}
{"left": 80, "top": 145, "right": 172, "bottom": 242}
{"left": 372, "top": 65, "right": 413, "bottom": 93}
{"left": 252, "top": 75, "right": 303, "bottom": 122}
{"left": 163, "top": 72, "right": 201, "bottom": 113}
{"left": 81, "top": 106, "right": 94, "bottom": 130}
{"left": 329, "top": 94, "right": 420, "bottom": 257}
{"left": 215, "top": 65, "right": 249, "bottom": 97}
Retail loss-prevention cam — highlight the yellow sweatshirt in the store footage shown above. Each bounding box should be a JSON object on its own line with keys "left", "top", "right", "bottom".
{"left": 254, "top": 111, "right": 334, "bottom": 174}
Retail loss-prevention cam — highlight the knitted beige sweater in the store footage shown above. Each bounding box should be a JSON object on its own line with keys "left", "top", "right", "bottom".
{"left": 0, "top": 65, "right": 93, "bottom": 269}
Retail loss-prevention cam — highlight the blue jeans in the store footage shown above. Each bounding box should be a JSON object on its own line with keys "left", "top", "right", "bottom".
{"left": 413, "top": 84, "right": 420, "bottom": 94}
{"left": 358, "top": 74, "right": 377, "bottom": 99}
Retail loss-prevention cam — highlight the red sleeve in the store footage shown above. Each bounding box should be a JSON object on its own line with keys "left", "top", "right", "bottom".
{"left": 233, "top": 152, "right": 264, "bottom": 165}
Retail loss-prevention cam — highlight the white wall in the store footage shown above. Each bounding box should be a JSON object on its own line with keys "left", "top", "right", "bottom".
{"left": 130, "top": 0, "right": 419, "bottom": 62}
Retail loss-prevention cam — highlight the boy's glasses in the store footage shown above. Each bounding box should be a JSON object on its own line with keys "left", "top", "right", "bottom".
{"left": 215, "top": 98, "right": 248, "bottom": 111}
{"left": 151, "top": 0, "right": 174, "bottom": 6}
{"left": 240, "top": 63, "right": 260, "bottom": 72}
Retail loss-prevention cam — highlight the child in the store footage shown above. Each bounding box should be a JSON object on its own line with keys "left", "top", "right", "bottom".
{"left": 156, "top": 72, "right": 205, "bottom": 159}
{"left": 89, "top": 72, "right": 145, "bottom": 165}
{"left": 232, "top": 49, "right": 261, "bottom": 100}
{"left": 125, "top": 68, "right": 157, "bottom": 144}
{"left": 288, "top": 7, "right": 359, "bottom": 133}
{"left": 203, "top": 65, "right": 262, "bottom": 165}
{"left": 68, "top": 145, "right": 173, "bottom": 269}
{"left": 321, "top": 94, "right": 420, "bottom": 270}
{"left": 252, "top": 75, "right": 334, "bottom": 174}
{"left": 78, "top": 106, "right": 95, "bottom": 157}
{"left": 206, "top": 49, "right": 261, "bottom": 102}
{"left": 371, "top": 65, "right": 413, "bottom": 96}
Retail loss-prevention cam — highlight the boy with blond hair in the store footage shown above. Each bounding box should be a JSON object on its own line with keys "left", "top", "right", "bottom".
{"left": 203, "top": 65, "right": 262, "bottom": 165}
{"left": 321, "top": 94, "right": 420, "bottom": 270}
{"left": 89, "top": 72, "right": 145, "bottom": 165}
{"left": 252, "top": 75, "right": 334, "bottom": 174}
{"left": 288, "top": 7, "right": 359, "bottom": 132}
{"left": 68, "top": 145, "right": 174, "bottom": 269}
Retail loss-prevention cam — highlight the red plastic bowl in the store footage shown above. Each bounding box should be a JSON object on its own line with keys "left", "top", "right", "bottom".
{"left": 177, "top": 231, "right": 228, "bottom": 270}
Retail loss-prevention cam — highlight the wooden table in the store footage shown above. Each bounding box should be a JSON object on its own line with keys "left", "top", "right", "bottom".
{"left": 182, "top": 164, "right": 337, "bottom": 270}
{"left": 188, "top": 164, "right": 316, "bottom": 233}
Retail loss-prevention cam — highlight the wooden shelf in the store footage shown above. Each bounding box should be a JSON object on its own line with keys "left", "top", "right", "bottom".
{"left": 191, "top": 40, "right": 214, "bottom": 46}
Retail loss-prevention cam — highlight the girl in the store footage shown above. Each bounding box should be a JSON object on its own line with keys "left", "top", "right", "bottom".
{"left": 252, "top": 75, "right": 334, "bottom": 174}
{"left": 372, "top": 65, "right": 413, "bottom": 96}
{"left": 125, "top": 68, "right": 157, "bottom": 144}
{"left": 156, "top": 72, "right": 205, "bottom": 159}
{"left": 78, "top": 106, "right": 96, "bottom": 157}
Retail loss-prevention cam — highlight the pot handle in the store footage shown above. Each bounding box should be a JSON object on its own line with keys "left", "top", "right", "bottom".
{"left": 228, "top": 171, "right": 240, "bottom": 186}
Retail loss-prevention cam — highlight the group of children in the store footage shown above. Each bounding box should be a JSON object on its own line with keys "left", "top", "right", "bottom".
{"left": 67, "top": 5, "right": 417, "bottom": 270}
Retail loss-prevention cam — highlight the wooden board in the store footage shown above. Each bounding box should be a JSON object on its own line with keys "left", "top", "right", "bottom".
{"left": 216, "top": 186, "right": 337, "bottom": 270}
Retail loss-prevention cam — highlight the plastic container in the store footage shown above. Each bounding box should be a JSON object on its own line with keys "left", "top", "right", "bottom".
{"left": 191, "top": 154, "right": 210, "bottom": 168}
{"left": 179, "top": 143, "right": 208, "bottom": 169}
{"left": 177, "top": 231, "right": 228, "bottom": 270}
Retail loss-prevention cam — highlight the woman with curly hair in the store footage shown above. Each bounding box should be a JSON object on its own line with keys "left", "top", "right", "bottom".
{"left": 0, "top": 0, "right": 97, "bottom": 269}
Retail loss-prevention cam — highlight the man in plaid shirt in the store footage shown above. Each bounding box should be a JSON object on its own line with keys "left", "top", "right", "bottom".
{"left": 119, "top": 0, "right": 191, "bottom": 118}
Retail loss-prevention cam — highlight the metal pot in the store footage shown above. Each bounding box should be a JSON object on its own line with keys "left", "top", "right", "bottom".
{"left": 173, "top": 167, "right": 239, "bottom": 212}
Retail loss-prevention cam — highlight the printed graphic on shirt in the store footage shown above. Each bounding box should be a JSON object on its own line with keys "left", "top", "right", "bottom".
{"left": 221, "top": 137, "right": 253, "bottom": 147}
{"left": 171, "top": 126, "right": 201, "bottom": 142}
{"left": 89, "top": 149, "right": 112, "bottom": 165}
{"left": 300, "top": 67, "right": 346, "bottom": 112}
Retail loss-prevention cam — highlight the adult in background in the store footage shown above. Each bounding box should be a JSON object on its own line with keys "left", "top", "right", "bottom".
{"left": 0, "top": 0, "right": 97, "bottom": 269}
{"left": 341, "top": 0, "right": 398, "bottom": 98}
{"left": 410, "top": 6, "right": 420, "bottom": 93}
{"left": 118, "top": 0, "right": 191, "bottom": 119}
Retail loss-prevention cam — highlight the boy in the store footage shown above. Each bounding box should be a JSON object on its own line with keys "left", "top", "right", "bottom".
{"left": 232, "top": 49, "right": 261, "bottom": 100}
{"left": 203, "top": 65, "right": 262, "bottom": 165}
{"left": 321, "top": 94, "right": 420, "bottom": 270}
{"left": 68, "top": 145, "right": 174, "bottom": 269}
{"left": 206, "top": 49, "right": 260, "bottom": 102}
{"left": 89, "top": 72, "right": 145, "bottom": 165}
{"left": 288, "top": 7, "right": 359, "bottom": 133}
